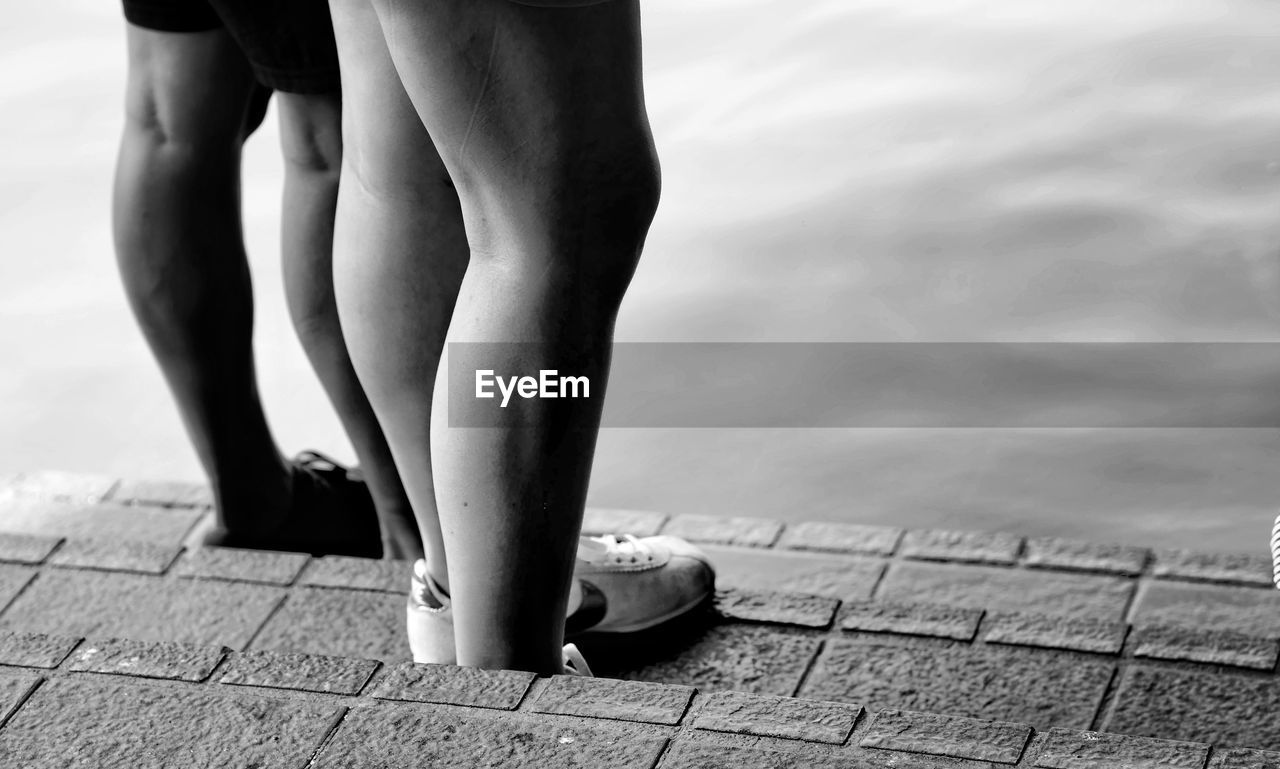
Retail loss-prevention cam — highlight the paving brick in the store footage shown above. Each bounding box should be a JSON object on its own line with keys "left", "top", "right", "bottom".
{"left": 1211, "top": 748, "right": 1280, "bottom": 769}
{"left": 715, "top": 588, "right": 838, "bottom": 629}
{"left": 1023, "top": 537, "right": 1149, "bottom": 575}
{"left": 802, "top": 636, "right": 1113, "bottom": 730}
{"left": 0, "top": 631, "right": 79, "bottom": 669}
{"left": 298, "top": 556, "right": 411, "bottom": 593}
{"left": 0, "top": 671, "right": 39, "bottom": 726}
{"left": 877, "top": 561, "right": 1134, "bottom": 621}
{"left": 840, "top": 601, "right": 982, "bottom": 641}
{"left": 0, "top": 570, "right": 283, "bottom": 650}
{"left": 373, "top": 662, "right": 534, "bottom": 710}
{"left": 608, "top": 625, "right": 823, "bottom": 697}
{"left": 68, "top": 638, "right": 225, "bottom": 682}
{"left": 4, "top": 471, "right": 118, "bottom": 504}
{"left": 1107, "top": 666, "right": 1280, "bottom": 750}
{"left": 176, "top": 547, "right": 309, "bottom": 586}
{"left": 0, "top": 563, "right": 35, "bottom": 612}
{"left": 48, "top": 538, "right": 182, "bottom": 575}
{"left": 250, "top": 588, "right": 409, "bottom": 662}
{"left": 662, "top": 514, "right": 783, "bottom": 548}
{"left": 529, "top": 675, "right": 694, "bottom": 725}
{"left": 981, "top": 613, "right": 1129, "bottom": 655}
{"left": 1034, "top": 728, "right": 1209, "bottom": 769}
{"left": 0, "top": 533, "right": 61, "bottom": 565}
{"left": 0, "top": 498, "right": 203, "bottom": 546}
{"left": 900, "top": 529, "right": 1024, "bottom": 565}
{"left": 220, "top": 649, "right": 378, "bottom": 695}
{"left": 704, "top": 546, "right": 885, "bottom": 602}
{"left": 108, "top": 479, "right": 212, "bottom": 509}
{"left": 1153, "top": 548, "right": 1274, "bottom": 587}
{"left": 776, "top": 522, "right": 902, "bottom": 556}
{"left": 1130, "top": 581, "right": 1280, "bottom": 637}
{"left": 861, "top": 709, "right": 1031, "bottom": 764}
{"left": 1132, "top": 624, "right": 1279, "bottom": 670}
{"left": 693, "top": 690, "right": 860, "bottom": 744}
{"left": 581, "top": 508, "right": 668, "bottom": 538}
{"left": 313, "top": 702, "right": 667, "bottom": 769}
{"left": 661, "top": 741, "right": 902, "bottom": 769}
{"left": 0, "top": 676, "right": 343, "bottom": 768}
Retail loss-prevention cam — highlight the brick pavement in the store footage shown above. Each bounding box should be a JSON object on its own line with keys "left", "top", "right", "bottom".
{"left": 0, "top": 471, "right": 1278, "bottom": 767}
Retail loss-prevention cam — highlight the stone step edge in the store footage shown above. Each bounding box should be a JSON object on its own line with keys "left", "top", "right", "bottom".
{"left": 2, "top": 528, "right": 1278, "bottom": 673}
{"left": 1, "top": 629, "right": 1276, "bottom": 769}
{"left": 4, "top": 469, "right": 1276, "bottom": 588}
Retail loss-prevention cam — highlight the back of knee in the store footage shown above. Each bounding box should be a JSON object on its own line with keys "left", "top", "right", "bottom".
{"left": 277, "top": 93, "right": 342, "bottom": 175}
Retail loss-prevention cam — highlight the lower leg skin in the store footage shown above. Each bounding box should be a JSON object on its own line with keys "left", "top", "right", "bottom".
{"left": 112, "top": 26, "right": 291, "bottom": 531}
{"left": 276, "top": 91, "right": 423, "bottom": 560}
{"left": 373, "top": 0, "right": 659, "bottom": 673}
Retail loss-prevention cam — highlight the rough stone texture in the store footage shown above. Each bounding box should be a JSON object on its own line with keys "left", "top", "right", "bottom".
{"left": 661, "top": 741, "right": 908, "bottom": 769}
{"left": 69, "top": 638, "right": 225, "bottom": 682}
{"left": 900, "top": 529, "right": 1024, "bottom": 565}
{"left": 47, "top": 538, "right": 182, "bottom": 575}
{"left": 981, "top": 613, "right": 1129, "bottom": 655}
{"left": 776, "top": 522, "right": 903, "bottom": 556}
{"left": 802, "top": 636, "right": 1113, "bottom": 730}
{"left": 612, "top": 625, "right": 823, "bottom": 697}
{"left": 297, "top": 556, "right": 412, "bottom": 593}
{"left": 840, "top": 601, "right": 983, "bottom": 641}
{"left": 581, "top": 508, "right": 669, "bottom": 538}
{"left": 108, "top": 479, "right": 213, "bottom": 509}
{"left": 0, "top": 631, "right": 79, "bottom": 668}
{"left": 661, "top": 514, "right": 784, "bottom": 548}
{"left": 0, "top": 569, "right": 283, "bottom": 650}
{"left": 715, "top": 588, "right": 838, "bottom": 629}
{"left": 1130, "top": 581, "right": 1280, "bottom": 637}
{"left": 1106, "top": 666, "right": 1280, "bottom": 751}
{"left": 0, "top": 533, "right": 61, "bottom": 565}
{"left": 373, "top": 662, "right": 534, "bottom": 710}
{"left": 1132, "top": 624, "right": 1280, "bottom": 670}
{"left": 250, "top": 588, "right": 409, "bottom": 662}
{"left": 1210, "top": 748, "right": 1280, "bottom": 769}
{"left": 693, "top": 690, "right": 860, "bottom": 744}
{"left": 176, "top": 546, "right": 309, "bottom": 586}
{"left": 313, "top": 703, "right": 667, "bottom": 769}
{"left": 220, "top": 649, "right": 378, "bottom": 695}
{"left": 877, "top": 561, "right": 1134, "bottom": 621}
{"left": 1153, "top": 548, "right": 1274, "bottom": 587}
{"left": 4, "top": 471, "right": 118, "bottom": 504}
{"left": 0, "top": 498, "right": 202, "bottom": 546}
{"left": 1034, "top": 728, "right": 1209, "bottom": 769}
{"left": 0, "top": 672, "right": 38, "bottom": 726}
{"left": 529, "top": 675, "right": 694, "bottom": 725}
{"left": 0, "top": 676, "right": 342, "bottom": 769}
{"left": 861, "top": 709, "right": 1031, "bottom": 764}
{"left": 1022, "top": 537, "right": 1149, "bottom": 576}
{"left": 703, "top": 546, "right": 885, "bottom": 602}
{"left": 0, "top": 564, "right": 35, "bottom": 612}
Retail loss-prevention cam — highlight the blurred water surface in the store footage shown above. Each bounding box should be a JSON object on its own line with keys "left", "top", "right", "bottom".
{"left": 3, "top": 0, "right": 1280, "bottom": 552}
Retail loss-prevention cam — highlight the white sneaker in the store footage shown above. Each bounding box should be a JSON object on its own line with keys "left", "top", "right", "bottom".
{"left": 1271, "top": 513, "right": 1279, "bottom": 589}
{"left": 406, "top": 534, "right": 715, "bottom": 663}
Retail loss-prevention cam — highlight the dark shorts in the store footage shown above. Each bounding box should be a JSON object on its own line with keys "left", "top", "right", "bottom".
{"left": 121, "top": 0, "right": 340, "bottom": 94}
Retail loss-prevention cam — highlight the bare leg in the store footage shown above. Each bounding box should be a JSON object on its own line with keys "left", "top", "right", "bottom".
{"left": 112, "top": 25, "right": 293, "bottom": 532}
{"left": 329, "top": 0, "right": 469, "bottom": 581}
{"left": 350, "top": 0, "right": 660, "bottom": 673}
{"left": 276, "top": 91, "right": 423, "bottom": 560}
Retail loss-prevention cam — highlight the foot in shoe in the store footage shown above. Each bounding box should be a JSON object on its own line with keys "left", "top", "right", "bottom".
{"left": 197, "top": 450, "right": 382, "bottom": 559}
{"left": 406, "top": 533, "right": 716, "bottom": 664}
